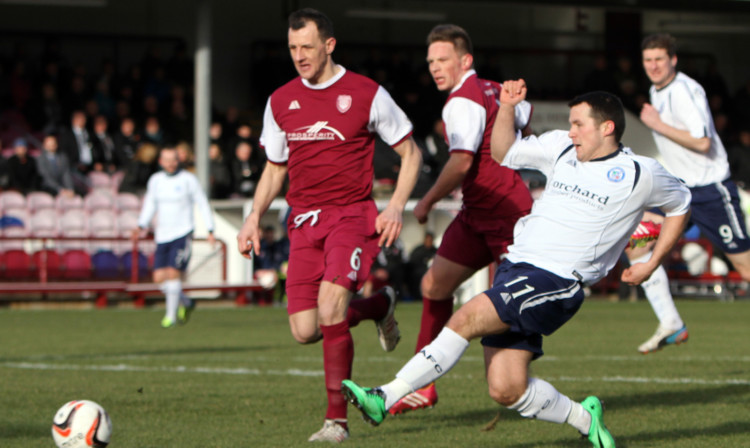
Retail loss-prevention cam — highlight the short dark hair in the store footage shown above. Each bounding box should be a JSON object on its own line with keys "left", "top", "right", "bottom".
{"left": 427, "top": 24, "right": 473, "bottom": 56}
{"left": 289, "top": 8, "right": 334, "bottom": 41}
{"left": 642, "top": 33, "right": 677, "bottom": 58}
{"left": 568, "top": 91, "right": 626, "bottom": 142}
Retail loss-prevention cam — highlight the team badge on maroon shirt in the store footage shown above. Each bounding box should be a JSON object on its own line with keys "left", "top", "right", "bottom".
{"left": 336, "top": 94, "right": 352, "bottom": 113}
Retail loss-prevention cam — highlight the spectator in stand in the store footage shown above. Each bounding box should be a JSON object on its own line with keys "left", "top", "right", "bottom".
{"left": 118, "top": 142, "right": 158, "bottom": 195}
{"left": 6, "top": 137, "right": 41, "bottom": 194}
{"left": 167, "top": 96, "right": 192, "bottom": 143}
{"left": 227, "top": 121, "right": 254, "bottom": 158}
{"left": 37, "top": 134, "right": 76, "bottom": 198}
{"left": 176, "top": 141, "right": 195, "bottom": 173}
{"left": 113, "top": 117, "right": 140, "bottom": 162}
{"left": 141, "top": 116, "right": 170, "bottom": 147}
{"left": 209, "top": 121, "right": 227, "bottom": 156}
{"left": 230, "top": 140, "right": 261, "bottom": 198}
{"left": 58, "top": 110, "right": 93, "bottom": 175}
{"left": 91, "top": 115, "right": 120, "bottom": 174}
{"left": 407, "top": 231, "right": 437, "bottom": 301}
{"left": 209, "top": 142, "right": 232, "bottom": 199}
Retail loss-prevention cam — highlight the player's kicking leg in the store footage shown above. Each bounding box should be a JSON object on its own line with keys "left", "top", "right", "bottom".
{"left": 343, "top": 290, "right": 615, "bottom": 447}
{"left": 627, "top": 219, "right": 688, "bottom": 354}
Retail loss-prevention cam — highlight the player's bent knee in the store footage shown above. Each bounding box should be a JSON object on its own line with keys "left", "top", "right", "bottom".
{"left": 290, "top": 328, "right": 322, "bottom": 344}
{"left": 488, "top": 382, "right": 525, "bottom": 406}
{"left": 421, "top": 271, "right": 452, "bottom": 300}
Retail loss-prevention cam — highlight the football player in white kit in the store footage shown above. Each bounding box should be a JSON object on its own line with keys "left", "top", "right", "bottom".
{"left": 632, "top": 33, "right": 750, "bottom": 353}
{"left": 342, "top": 85, "right": 691, "bottom": 448}
{"left": 133, "top": 147, "right": 216, "bottom": 328}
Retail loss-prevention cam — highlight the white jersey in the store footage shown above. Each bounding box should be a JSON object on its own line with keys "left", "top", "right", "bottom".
{"left": 138, "top": 169, "right": 215, "bottom": 244}
{"left": 502, "top": 130, "right": 691, "bottom": 284}
{"left": 649, "top": 72, "right": 729, "bottom": 187}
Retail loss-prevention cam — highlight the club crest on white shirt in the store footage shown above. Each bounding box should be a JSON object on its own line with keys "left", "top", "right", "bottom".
{"left": 336, "top": 95, "right": 352, "bottom": 113}
{"left": 607, "top": 167, "right": 625, "bottom": 182}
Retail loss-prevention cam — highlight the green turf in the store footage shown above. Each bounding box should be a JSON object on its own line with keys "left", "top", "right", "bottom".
{"left": 1, "top": 299, "right": 749, "bottom": 447}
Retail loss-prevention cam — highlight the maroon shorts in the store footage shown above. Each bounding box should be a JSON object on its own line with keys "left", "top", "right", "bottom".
{"left": 437, "top": 208, "right": 525, "bottom": 270}
{"left": 285, "top": 200, "right": 380, "bottom": 315}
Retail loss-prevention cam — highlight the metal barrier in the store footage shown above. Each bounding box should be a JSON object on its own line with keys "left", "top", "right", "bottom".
{"left": 0, "top": 235, "right": 262, "bottom": 306}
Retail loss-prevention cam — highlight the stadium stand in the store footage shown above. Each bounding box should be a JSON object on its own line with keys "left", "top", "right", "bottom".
{"left": 26, "top": 191, "right": 56, "bottom": 213}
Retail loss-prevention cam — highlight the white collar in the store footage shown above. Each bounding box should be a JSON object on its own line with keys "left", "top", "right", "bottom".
{"left": 301, "top": 65, "right": 347, "bottom": 90}
{"left": 451, "top": 69, "right": 477, "bottom": 94}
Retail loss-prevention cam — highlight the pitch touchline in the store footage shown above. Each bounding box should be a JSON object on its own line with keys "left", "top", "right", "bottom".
{"left": 2, "top": 362, "right": 749, "bottom": 385}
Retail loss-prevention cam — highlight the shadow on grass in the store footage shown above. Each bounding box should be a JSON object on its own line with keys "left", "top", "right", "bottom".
{"left": 373, "top": 387, "right": 750, "bottom": 447}
{"left": 497, "top": 420, "right": 750, "bottom": 448}
{"left": 605, "top": 384, "right": 750, "bottom": 409}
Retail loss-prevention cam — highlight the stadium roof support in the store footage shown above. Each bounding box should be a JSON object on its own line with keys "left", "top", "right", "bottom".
{"left": 194, "top": 0, "right": 211, "bottom": 192}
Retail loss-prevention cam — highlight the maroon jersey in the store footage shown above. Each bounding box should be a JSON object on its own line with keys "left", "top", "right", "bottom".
{"left": 443, "top": 70, "right": 533, "bottom": 216}
{"left": 261, "top": 67, "right": 413, "bottom": 208}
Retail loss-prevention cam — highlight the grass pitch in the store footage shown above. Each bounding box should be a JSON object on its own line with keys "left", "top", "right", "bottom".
{"left": 1, "top": 298, "right": 748, "bottom": 447}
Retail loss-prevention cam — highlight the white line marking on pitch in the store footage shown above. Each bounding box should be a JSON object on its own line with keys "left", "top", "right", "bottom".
{"left": 2, "top": 362, "right": 749, "bottom": 385}
{"left": 0, "top": 362, "right": 324, "bottom": 377}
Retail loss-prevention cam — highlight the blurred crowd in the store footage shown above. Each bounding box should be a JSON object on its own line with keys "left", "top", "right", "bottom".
{"left": 2, "top": 39, "right": 750, "bottom": 208}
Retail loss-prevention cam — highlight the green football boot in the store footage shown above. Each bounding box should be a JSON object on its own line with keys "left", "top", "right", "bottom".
{"left": 178, "top": 301, "right": 196, "bottom": 325}
{"left": 582, "top": 396, "right": 615, "bottom": 448}
{"left": 341, "top": 380, "right": 387, "bottom": 426}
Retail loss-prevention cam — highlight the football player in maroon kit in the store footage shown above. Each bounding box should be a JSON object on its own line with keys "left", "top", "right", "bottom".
{"left": 388, "top": 24, "right": 535, "bottom": 414}
{"left": 236, "top": 8, "right": 421, "bottom": 443}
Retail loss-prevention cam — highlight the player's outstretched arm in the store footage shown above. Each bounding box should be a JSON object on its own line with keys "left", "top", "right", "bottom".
{"left": 237, "top": 163, "right": 288, "bottom": 258}
{"left": 377, "top": 137, "right": 422, "bottom": 247}
{"left": 622, "top": 211, "right": 690, "bottom": 285}
{"left": 491, "top": 79, "right": 527, "bottom": 164}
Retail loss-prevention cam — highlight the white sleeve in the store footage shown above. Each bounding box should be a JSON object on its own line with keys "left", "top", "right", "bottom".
{"left": 443, "top": 97, "right": 485, "bottom": 153}
{"left": 137, "top": 175, "right": 157, "bottom": 229}
{"left": 514, "top": 100, "right": 533, "bottom": 130}
{"left": 259, "top": 97, "right": 289, "bottom": 163}
{"left": 502, "top": 129, "right": 572, "bottom": 177}
{"left": 368, "top": 86, "right": 413, "bottom": 146}
{"left": 641, "top": 158, "right": 692, "bottom": 217}
{"left": 190, "top": 174, "right": 215, "bottom": 232}
{"left": 671, "top": 82, "right": 711, "bottom": 139}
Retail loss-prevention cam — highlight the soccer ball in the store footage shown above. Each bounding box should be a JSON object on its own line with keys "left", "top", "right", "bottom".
{"left": 51, "top": 400, "right": 112, "bottom": 448}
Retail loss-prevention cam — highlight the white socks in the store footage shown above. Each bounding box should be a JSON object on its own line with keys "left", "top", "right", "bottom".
{"left": 631, "top": 252, "right": 684, "bottom": 330}
{"left": 508, "top": 377, "right": 572, "bottom": 424}
{"left": 162, "top": 279, "right": 182, "bottom": 322}
{"left": 382, "top": 328, "right": 469, "bottom": 408}
{"left": 508, "top": 377, "right": 591, "bottom": 434}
